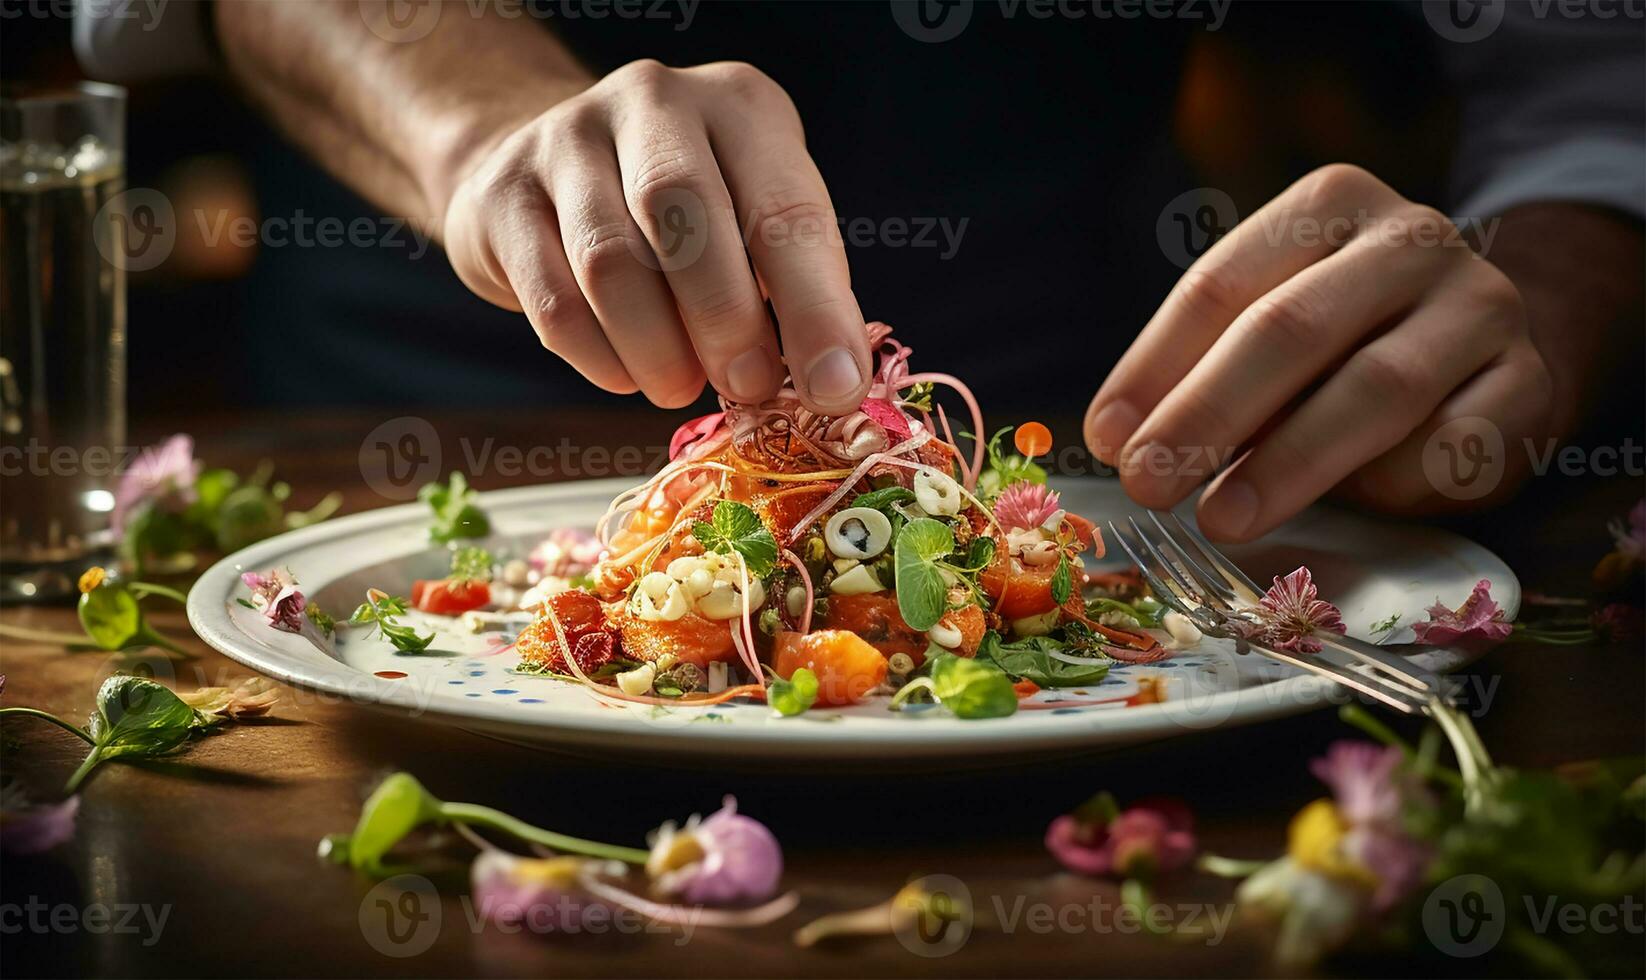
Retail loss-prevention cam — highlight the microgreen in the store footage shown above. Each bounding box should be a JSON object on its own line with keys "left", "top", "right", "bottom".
{"left": 889, "top": 650, "right": 1017, "bottom": 719}
{"left": 976, "top": 632, "right": 1110, "bottom": 688}
{"left": 1086, "top": 596, "right": 1166, "bottom": 629}
{"left": 306, "top": 603, "right": 337, "bottom": 636}
{"left": 448, "top": 546, "right": 494, "bottom": 584}
{"left": 349, "top": 590, "right": 435, "bottom": 653}
{"left": 769, "top": 668, "right": 820, "bottom": 717}
{"left": 975, "top": 427, "right": 1049, "bottom": 501}
{"left": 1369, "top": 612, "right": 1402, "bottom": 634}
{"left": 692, "top": 500, "right": 778, "bottom": 577}
{"left": 893, "top": 518, "right": 954, "bottom": 631}
{"left": 419, "top": 472, "right": 491, "bottom": 544}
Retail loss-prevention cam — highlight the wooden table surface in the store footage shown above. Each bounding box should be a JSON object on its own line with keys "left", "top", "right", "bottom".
{"left": 3, "top": 409, "right": 1642, "bottom": 979}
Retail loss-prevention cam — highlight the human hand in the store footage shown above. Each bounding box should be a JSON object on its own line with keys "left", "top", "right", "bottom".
{"left": 1086, "top": 164, "right": 1558, "bottom": 541}
{"left": 442, "top": 60, "right": 872, "bottom": 413}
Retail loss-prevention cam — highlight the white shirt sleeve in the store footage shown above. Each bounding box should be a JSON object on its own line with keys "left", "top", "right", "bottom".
{"left": 1433, "top": 1, "right": 1646, "bottom": 220}
{"left": 73, "top": 0, "right": 217, "bottom": 82}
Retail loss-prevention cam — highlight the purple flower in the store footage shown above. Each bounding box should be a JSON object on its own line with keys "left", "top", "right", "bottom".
{"left": 0, "top": 786, "right": 79, "bottom": 855}
{"left": 1305, "top": 741, "right": 1431, "bottom": 911}
{"left": 1045, "top": 794, "right": 1195, "bottom": 879}
{"left": 646, "top": 796, "right": 783, "bottom": 906}
{"left": 241, "top": 568, "right": 306, "bottom": 633}
{"left": 470, "top": 850, "right": 604, "bottom": 931}
{"left": 1411, "top": 579, "right": 1512, "bottom": 645}
{"left": 1234, "top": 566, "right": 1346, "bottom": 654}
{"left": 112, "top": 434, "right": 199, "bottom": 535}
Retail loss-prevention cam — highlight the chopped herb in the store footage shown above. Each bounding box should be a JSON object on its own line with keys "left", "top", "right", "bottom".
{"left": 692, "top": 500, "right": 778, "bottom": 577}
{"left": 449, "top": 546, "right": 494, "bottom": 584}
{"left": 1370, "top": 612, "right": 1402, "bottom": 634}
{"left": 306, "top": 603, "right": 337, "bottom": 636}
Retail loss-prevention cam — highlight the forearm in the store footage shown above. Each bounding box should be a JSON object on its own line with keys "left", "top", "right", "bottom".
{"left": 1484, "top": 204, "right": 1646, "bottom": 439}
{"left": 214, "top": 0, "right": 593, "bottom": 233}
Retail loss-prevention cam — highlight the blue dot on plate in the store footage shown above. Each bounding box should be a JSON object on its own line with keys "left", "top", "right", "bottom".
{"left": 464, "top": 692, "right": 482, "bottom": 698}
{"left": 492, "top": 689, "right": 518, "bottom": 695}
{"left": 447, "top": 680, "right": 465, "bottom": 686}
{"left": 1101, "top": 679, "right": 1123, "bottom": 686}
{"left": 519, "top": 697, "right": 544, "bottom": 704}
{"left": 1052, "top": 708, "right": 1083, "bottom": 715}
{"left": 468, "top": 670, "right": 486, "bottom": 677}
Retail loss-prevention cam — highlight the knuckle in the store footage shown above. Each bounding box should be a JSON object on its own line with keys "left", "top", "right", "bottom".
{"left": 1243, "top": 288, "right": 1325, "bottom": 350}
{"left": 1351, "top": 347, "right": 1428, "bottom": 402}
{"left": 1299, "top": 162, "right": 1381, "bottom": 212}
{"left": 750, "top": 191, "right": 834, "bottom": 242}
{"left": 681, "top": 286, "right": 762, "bottom": 339}
{"left": 1173, "top": 266, "right": 1240, "bottom": 324}
{"left": 567, "top": 223, "right": 644, "bottom": 286}
{"left": 1463, "top": 261, "right": 1525, "bottom": 317}
{"left": 627, "top": 147, "right": 705, "bottom": 214}
{"left": 610, "top": 58, "right": 674, "bottom": 95}
{"left": 700, "top": 60, "right": 788, "bottom": 106}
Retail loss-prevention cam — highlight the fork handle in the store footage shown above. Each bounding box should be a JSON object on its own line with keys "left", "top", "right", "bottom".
{"left": 1315, "top": 631, "right": 1443, "bottom": 692}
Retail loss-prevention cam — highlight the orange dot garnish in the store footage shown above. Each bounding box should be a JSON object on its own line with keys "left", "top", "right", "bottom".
{"left": 1014, "top": 421, "right": 1053, "bottom": 459}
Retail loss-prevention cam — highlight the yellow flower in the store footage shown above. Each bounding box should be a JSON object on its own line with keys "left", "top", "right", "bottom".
{"left": 78, "top": 566, "right": 107, "bottom": 594}
{"left": 1287, "top": 799, "right": 1376, "bottom": 888}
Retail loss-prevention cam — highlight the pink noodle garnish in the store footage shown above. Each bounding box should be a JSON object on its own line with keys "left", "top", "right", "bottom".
{"left": 785, "top": 429, "right": 935, "bottom": 544}
{"left": 901, "top": 371, "right": 984, "bottom": 492}
{"left": 783, "top": 548, "right": 815, "bottom": 634}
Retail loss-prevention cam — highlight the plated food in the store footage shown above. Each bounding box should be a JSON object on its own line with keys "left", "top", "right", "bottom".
{"left": 458, "top": 323, "right": 1188, "bottom": 719}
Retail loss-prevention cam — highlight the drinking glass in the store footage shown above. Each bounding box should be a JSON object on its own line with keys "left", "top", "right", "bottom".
{"left": 0, "top": 82, "right": 129, "bottom": 601}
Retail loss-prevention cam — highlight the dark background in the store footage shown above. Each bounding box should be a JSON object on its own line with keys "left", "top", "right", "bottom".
{"left": 5, "top": 1, "right": 1459, "bottom": 417}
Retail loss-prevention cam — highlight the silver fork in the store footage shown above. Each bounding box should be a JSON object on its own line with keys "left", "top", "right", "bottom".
{"left": 1108, "top": 511, "right": 1448, "bottom": 716}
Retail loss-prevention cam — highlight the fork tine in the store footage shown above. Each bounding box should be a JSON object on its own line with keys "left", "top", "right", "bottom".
{"left": 1107, "top": 521, "right": 1199, "bottom": 622}
{"left": 1126, "top": 516, "right": 1206, "bottom": 604}
{"left": 1162, "top": 511, "right": 1266, "bottom": 603}
{"left": 1146, "top": 512, "right": 1240, "bottom": 610}
{"left": 1150, "top": 510, "right": 1443, "bottom": 697}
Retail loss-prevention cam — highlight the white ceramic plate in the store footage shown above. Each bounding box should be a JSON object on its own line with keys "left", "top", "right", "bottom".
{"left": 186, "top": 478, "right": 1517, "bottom": 763}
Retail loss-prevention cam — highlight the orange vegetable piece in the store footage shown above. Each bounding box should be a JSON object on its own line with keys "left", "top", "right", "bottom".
{"left": 823, "top": 593, "right": 928, "bottom": 661}
{"left": 1014, "top": 421, "right": 1053, "bottom": 459}
{"left": 771, "top": 630, "right": 889, "bottom": 706}
{"left": 616, "top": 607, "right": 739, "bottom": 668}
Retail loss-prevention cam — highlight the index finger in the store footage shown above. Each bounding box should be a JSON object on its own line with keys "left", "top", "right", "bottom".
{"left": 707, "top": 105, "right": 871, "bottom": 415}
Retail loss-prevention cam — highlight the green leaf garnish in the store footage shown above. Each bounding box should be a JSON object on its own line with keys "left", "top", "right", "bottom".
{"left": 348, "top": 591, "right": 435, "bottom": 653}
{"left": 769, "top": 668, "right": 820, "bottom": 717}
{"left": 1370, "top": 612, "right": 1402, "bottom": 634}
{"left": 893, "top": 518, "right": 954, "bottom": 631}
{"left": 1050, "top": 553, "right": 1072, "bottom": 605}
{"left": 65, "top": 676, "right": 216, "bottom": 792}
{"left": 976, "top": 427, "right": 1049, "bottom": 501}
{"left": 691, "top": 500, "right": 778, "bottom": 578}
{"left": 850, "top": 486, "right": 918, "bottom": 512}
{"left": 928, "top": 651, "right": 1017, "bottom": 718}
{"left": 976, "top": 631, "right": 1110, "bottom": 688}
{"left": 419, "top": 472, "right": 491, "bottom": 544}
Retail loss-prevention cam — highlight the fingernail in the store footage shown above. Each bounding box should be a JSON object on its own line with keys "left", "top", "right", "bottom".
{"left": 1201, "top": 478, "right": 1259, "bottom": 540}
{"left": 805, "top": 348, "right": 863, "bottom": 403}
{"left": 1087, "top": 400, "right": 1141, "bottom": 463}
{"left": 726, "top": 347, "right": 776, "bottom": 402}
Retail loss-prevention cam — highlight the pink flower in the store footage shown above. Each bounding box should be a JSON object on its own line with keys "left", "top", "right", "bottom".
{"left": 529, "top": 528, "right": 604, "bottom": 579}
{"left": 669, "top": 412, "right": 726, "bottom": 461}
{"left": 1234, "top": 566, "right": 1346, "bottom": 654}
{"left": 470, "top": 850, "right": 604, "bottom": 931}
{"left": 1045, "top": 794, "right": 1195, "bottom": 879}
{"left": 112, "top": 434, "right": 199, "bottom": 535}
{"left": 646, "top": 797, "right": 783, "bottom": 906}
{"left": 1411, "top": 579, "right": 1512, "bottom": 645}
{"left": 1309, "top": 742, "right": 1432, "bottom": 911}
{"left": 1611, "top": 499, "right": 1645, "bottom": 562}
{"left": 1592, "top": 603, "right": 1643, "bottom": 645}
{"left": 994, "top": 481, "right": 1062, "bottom": 533}
{"left": 241, "top": 568, "right": 306, "bottom": 633}
{"left": 0, "top": 786, "right": 79, "bottom": 855}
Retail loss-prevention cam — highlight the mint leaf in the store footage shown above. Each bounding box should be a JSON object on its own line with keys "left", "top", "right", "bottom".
{"left": 894, "top": 518, "right": 954, "bottom": 631}
{"left": 691, "top": 500, "right": 778, "bottom": 577}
